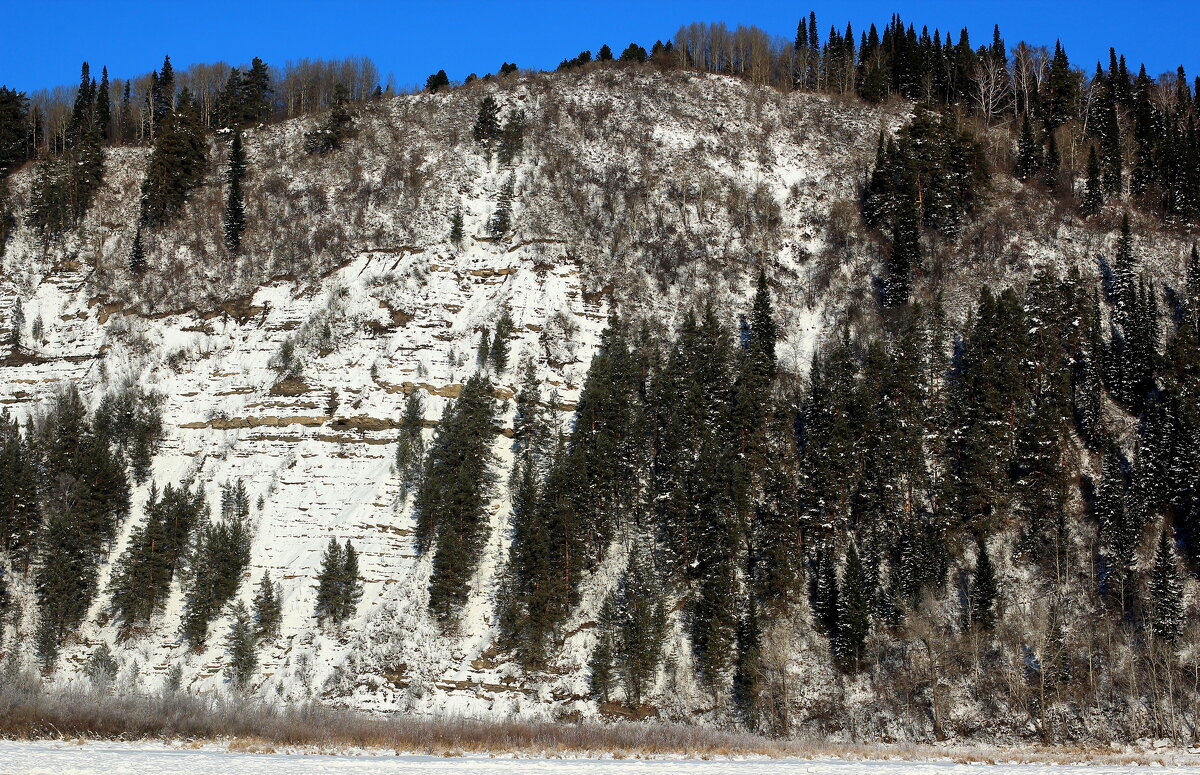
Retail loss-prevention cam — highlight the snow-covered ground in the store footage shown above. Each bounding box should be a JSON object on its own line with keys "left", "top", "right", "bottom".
{"left": 2, "top": 741, "right": 1192, "bottom": 775}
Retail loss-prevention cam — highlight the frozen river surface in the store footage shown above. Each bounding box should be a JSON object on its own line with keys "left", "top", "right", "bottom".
{"left": 2, "top": 740, "right": 1198, "bottom": 775}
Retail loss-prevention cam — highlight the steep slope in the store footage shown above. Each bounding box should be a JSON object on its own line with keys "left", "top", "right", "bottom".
{"left": 0, "top": 67, "right": 1196, "bottom": 734}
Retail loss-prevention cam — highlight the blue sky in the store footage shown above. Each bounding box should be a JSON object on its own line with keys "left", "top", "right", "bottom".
{"left": 2, "top": 0, "right": 1198, "bottom": 93}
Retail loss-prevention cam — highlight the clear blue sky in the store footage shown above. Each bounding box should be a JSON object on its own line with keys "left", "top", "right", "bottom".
{"left": 2, "top": 0, "right": 1198, "bottom": 93}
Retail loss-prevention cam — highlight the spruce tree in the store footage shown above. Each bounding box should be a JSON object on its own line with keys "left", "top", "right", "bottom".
{"left": 128, "top": 226, "right": 147, "bottom": 275}
{"left": 141, "top": 87, "right": 207, "bottom": 226}
{"left": 415, "top": 373, "right": 496, "bottom": 626}
{"left": 252, "top": 570, "right": 282, "bottom": 641}
{"left": 449, "top": 208, "right": 464, "bottom": 247}
{"left": 223, "top": 129, "right": 246, "bottom": 252}
{"left": 589, "top": 595, "right": 617, "bottom": 702}
{"left": 1015, "top": 114, "right": 1041, "bottom": 181}
{"left": 314, "top": 537, "right": 342, "bottom": 623}
{"left": 836, "top": 542, "right": 871, "bottom": 671}
{"left": 109, "top": 483, "right": 205, "bottom": 631}
{"left": 1081, "top": 145, "right": 1104, "bottom": 216}
{"left": 1042, "top": 130, "right": 1062, "bottom": 195}
{"left": 0, "top": 86, "right": 29, "bottom": 179}
{"left": 180, "top": 493, "right": 251, "bottom": 645}
{"left": 424, "top": 70, "right": 450, "bottom": 93}
{"left": 884, "top": 183, "right": 919, "bottom": 307}
{"left": 497, "top": 110, "right": 526, "bottom": 166}
{"left": 733, "top": 598, "right": 764, "bottom": 729}
{"left": 395, "top": 391, "right": 426, "bottom": 494}
{"left": 967, "top": 539, "right": 997, "bottom": 631}
{"left": 1149, "top": 524, "right": 1184, "bottom": 642}
{"left": 472, "top": 97, "right": 501, "bottom": 156}
{"left": 489, "top": 308, "right": 514, "bottom": 373}
{"left": 224, "top": 601, "right": 257, "bottom": 689}
{"left": 302, "top": 85, "right": 355, "bottom": 154}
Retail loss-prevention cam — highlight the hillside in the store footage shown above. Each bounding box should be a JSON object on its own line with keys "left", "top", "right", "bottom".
{"left": 1, "top": 65, "right": 1199, "bottom": 744}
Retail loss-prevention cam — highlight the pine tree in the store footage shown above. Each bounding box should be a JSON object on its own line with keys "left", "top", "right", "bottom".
{"left": 1187, "top": 244, "right": 1200, "bottom": 327}
{"left": 589, "top": 594, "right": 617, "bottom": 702}
{"left": 1148, "top": 524, "right": 1184, "bottom": 641}
{"left": 223, "top": 129, "right": 246, "bottom": 252}
{"left": 7, "top": 297, "right": 22, "bottom": 352}
{"left": 424, "top": 70, "right": 450, "bottom": 93}
{"left": 0, "top": 86, "right": 30, "bottom": 179}
{"left": 224, "top": 601, "right": 257, "bottom": 689}
{"left": 488, "top": 177, "right": 514, "bottom": 238}
{"left": 94, "top": 66, "right": 111, "bottom": 141}
{"left": 342, "top": 541, "right": 362, "bottom": 620}
{"left": 151, "top": 56, "right": 175, "bottom": 132}
{"left": 85, "top": 642, "right": 118, "bottom": 690}
{"left": 252, "top": 570, "right": 282, "bottom": 641}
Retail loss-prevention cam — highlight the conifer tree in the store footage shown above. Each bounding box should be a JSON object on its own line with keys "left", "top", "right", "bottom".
{"left": 1186, "top": 244, "right": 1200, "bottom": 327}
{"left": 140, "top": 87, "right": 207, "bottom": 226}
{"left": 223, "top": 129, "right": 246, "bottom": 252}
{"left": 1043, "top": 130, "right": 1062, "bottom": 195}
{"left": 836, "top": 542, "right": 871, "bottom": 671}
{"left": 109, "top": 483, "right": 205, "bottom": 631}
{"left": 0, "top": 413, "right": 39, "bottom": 571}
{"left": 415, "top": 373, "right": 496, "bottom": 626}
{"left": 884, "top": 183, "right": 919, "bottom": 307}
{"left": 1015, "top": 114, "right": 1041, "bottom": 181}
{"left": 488, "top": 178, "right": 513, "bottom": 238}
{"left": 1148, "top": 524, "right": 1184, "bottom": 642}
{"left": 489, "top": 308, "right": 514, "bottom": 373}
{"left": 180, "top": 492, "right": 251, "bottom": 645}
{"left": 395, "top": 391, "right": 426, "bottom": 494}
{"left": 314, "top": 536, "right": 344, "bottom": 624}
{"left": 302, "top": 85, "right": 354, "bottom": 154}
{"left": 497, "top": 110, "right": 526, "bottom": 166}
{"left": 589, "top": 594, "right": 617, "bottom": 702}
{"left": 449, "top": 208, "right": 464, "bottom": 247}
{"left": 473, "top": 96, "right": 501, "bottom": 157}
{"left": 96, "top": 67, "right": 111, "bottom": 142}
{"left": 224, "top": 601, "right": 257, "bottom": 689}
{"left": 733, "top": 597, "right": 764, "bottom": 729}
{"left": 1081, "top": 146, "right": 1104, "bottom": 216}
{"left": 252, "top": 570, "right": 282, "bottom": 641}
{"left": 967, "top": 539, "right": 997, "bottom": 631}
{"left": 128, "top": 226, "right": 147, "bottom": 275}
{"left": 0, "top": 86, "right": 29, "bottom": 179}
{"left": 424, "top": 70, "right": 450, "bottom": 93}
{"left": 314, "top": 538, "right": 361, "bottom": 625}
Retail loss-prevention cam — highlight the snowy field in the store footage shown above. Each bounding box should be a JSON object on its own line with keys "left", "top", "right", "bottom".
{"left": 2, "top": 742, "right": 1199, "bottom": 775}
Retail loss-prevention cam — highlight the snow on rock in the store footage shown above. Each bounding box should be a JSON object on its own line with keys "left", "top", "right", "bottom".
{"left": 0, "top": 66, "right": 1196, "bottom": 726}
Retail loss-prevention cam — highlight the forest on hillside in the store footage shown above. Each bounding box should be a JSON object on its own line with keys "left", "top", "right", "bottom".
{"left": 1, "top": 9, "right": 1200, "bottom": 745}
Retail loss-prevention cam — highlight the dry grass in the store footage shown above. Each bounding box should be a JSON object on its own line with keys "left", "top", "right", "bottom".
{"left": 0, "top": 677, "right": 1195, "bottom": 765}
